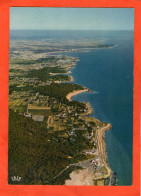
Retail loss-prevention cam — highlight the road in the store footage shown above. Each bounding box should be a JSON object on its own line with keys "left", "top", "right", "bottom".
{"left": 94, "top": 123, "right": 112, "bottom": 181}
{"left": 53, "top": 123, "right": 113, "bottom": 183}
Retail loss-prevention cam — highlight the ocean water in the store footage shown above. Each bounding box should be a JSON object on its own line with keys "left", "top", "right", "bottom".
{"left": 69, "top": 31, "right": 133, "bottom": 186}
{"left": 10, "top": 30, "right": 133, "bottom": 185}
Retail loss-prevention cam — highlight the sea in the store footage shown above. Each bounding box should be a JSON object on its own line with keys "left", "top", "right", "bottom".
{"left": 10, "top": 30, "right": 134, "bottom": 185}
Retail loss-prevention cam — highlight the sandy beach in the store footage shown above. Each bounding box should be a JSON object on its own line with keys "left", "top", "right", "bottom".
{"left": 64, "top": 123, "right": 113, "bottom": 185}
{"left": 66, "top": 89, "right": 88, "bottom": 101}
{"left": 94, "top": 123, "right": 112, "bottom": 181}
{"left": 84, "top": 102, "right": 93, "bottom": 115}
{"left": 68, "top": 75, "right": 74, "bottom": 82}
{"left": 65, "top": 169, "right": 95, "bottom": 185}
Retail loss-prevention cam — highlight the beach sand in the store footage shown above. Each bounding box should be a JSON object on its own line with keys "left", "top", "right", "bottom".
{"left": 84, "top": 102, "right": 93, "bottom": 115}
{"left": 66, "top": 89, "right": 88, "bottom": 101}
{"left": 69, "top": 75, "right": 74, "bottom": 82}
{"left": 65, "top": 169, "right": 95, "bottom": 185}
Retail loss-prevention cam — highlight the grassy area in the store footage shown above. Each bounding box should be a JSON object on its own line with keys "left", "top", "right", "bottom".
{"left": 28, "top": 109, "right": 51, "bottom": 115}
{"left": 41, "top": 116, "right": 48, "bottom": 129}
{"left": 9, "top": 105, "right": 27, "bottom": 113}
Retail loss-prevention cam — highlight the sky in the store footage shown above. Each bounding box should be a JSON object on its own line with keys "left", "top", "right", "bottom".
{"left": 10, "top": 8, "right": 134, "bottom": 30}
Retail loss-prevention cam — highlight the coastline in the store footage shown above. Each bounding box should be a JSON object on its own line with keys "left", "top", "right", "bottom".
{"left": 46, "top": 47, "right": 114, "bottom": 185}
{"left": 9, "top": 30, "right": 133, "bottom": 186}
{"left": 94, "top": 123, "right": 113, "bottom": 180}
{"left": 40, "top": 45, "right": 117, "bottom": 55}
{"left": 65, "top": 63, "right": 113, "bottom": 185}
{"left": 69, "top": 75, "right": 74, "bottom": 82}
{"left": 64, "top": 124, "right": 113, "bottom": 186}
{"left": 66, "top": 89, "right": 89, "bottom": 101}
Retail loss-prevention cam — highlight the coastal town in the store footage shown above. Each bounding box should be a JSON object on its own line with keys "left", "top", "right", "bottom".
{"left": 9, "top": 39, "right": 116, "bottom": 185}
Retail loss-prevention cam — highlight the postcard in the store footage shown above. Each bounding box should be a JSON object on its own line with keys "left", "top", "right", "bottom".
{"left": 0, "top": 0, "right": 140, "bottom": 196}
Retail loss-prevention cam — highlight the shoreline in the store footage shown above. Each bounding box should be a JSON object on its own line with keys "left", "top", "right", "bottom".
{"left": 64, "top": 123, "right": 113, "bottom": 186}
{"left": 65, "top": 61, "right": 113, "bottom": 184}
{"left": 69, "top": 75, "right": 74, "bottom": 82}
{"left": 66, "top": 88, "right": 89, "bottom": 101}
{"left": 94, "top": 123, "right": 113, "bottom": 181}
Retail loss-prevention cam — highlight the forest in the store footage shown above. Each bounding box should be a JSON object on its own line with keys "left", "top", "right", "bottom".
{"left": 36, "top": 83, "right": 84, "bottom": 99}
{"left": 9, "top": 110, "right": 93, "bottom": 185}
{"left": 28, "top": 67, "right": 67, "bottom": 82}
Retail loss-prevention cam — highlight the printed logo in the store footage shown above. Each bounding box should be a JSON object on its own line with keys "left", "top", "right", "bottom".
{"left": 11, "top": 176, "right": 21, "bottom": 181}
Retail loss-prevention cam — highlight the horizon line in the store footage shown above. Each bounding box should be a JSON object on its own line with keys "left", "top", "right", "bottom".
{"left": 10, "top": 29, "right": 134, "bottom": 31}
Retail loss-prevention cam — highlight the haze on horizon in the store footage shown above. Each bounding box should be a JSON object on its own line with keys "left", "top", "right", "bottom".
{"left": 10, "top": 8, "right": 134, "bottom": 31}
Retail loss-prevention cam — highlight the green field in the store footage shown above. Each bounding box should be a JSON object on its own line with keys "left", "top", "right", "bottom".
{"left": 28, "top": 109, "right": 51, "bottom": 115}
